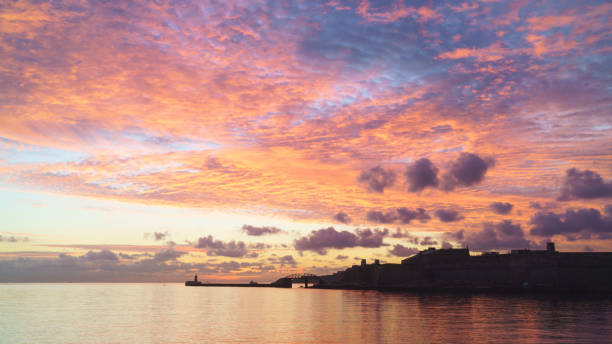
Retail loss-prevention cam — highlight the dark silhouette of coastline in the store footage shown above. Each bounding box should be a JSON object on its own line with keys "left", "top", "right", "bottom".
{"left": 186, "top": 243, "right": 612, "bottom": 293}
{"left": 185, "top": 273, "right": 310, "bottom": 288}
{"left": 186, "top": 274, "right": 273, "bottom": 287}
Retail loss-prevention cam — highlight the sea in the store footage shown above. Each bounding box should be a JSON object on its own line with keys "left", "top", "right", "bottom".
{"left": 1, "top": 283, "right": 611, "bottom": 344}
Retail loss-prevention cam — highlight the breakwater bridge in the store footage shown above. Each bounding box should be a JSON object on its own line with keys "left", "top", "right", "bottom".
{"left": 274, "top": 273, "right": 320, "bottom": 288}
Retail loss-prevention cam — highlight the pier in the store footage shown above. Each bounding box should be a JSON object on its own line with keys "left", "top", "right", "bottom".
{"left": 185, "top": 273, "right": 321, "bottom": 288}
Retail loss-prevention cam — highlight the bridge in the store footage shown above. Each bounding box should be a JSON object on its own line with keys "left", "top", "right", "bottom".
{"left": 272, "top": 273, "right": 320, "bottom": 288}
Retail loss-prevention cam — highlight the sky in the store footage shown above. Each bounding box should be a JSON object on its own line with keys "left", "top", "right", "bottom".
{"left": 1, "top": 0, "right": 611, "bottom": 282}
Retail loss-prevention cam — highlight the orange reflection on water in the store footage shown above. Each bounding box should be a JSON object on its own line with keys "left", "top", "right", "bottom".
{"left": 1, "top": 284, "right": 611, "bottom": 343}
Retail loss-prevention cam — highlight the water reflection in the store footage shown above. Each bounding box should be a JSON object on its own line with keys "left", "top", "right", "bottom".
{"left": 0, "top": 284, "right": 611, "bottom": 344}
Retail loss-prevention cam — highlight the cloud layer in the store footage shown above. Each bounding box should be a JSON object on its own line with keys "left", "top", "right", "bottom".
{"left": 367, "top": 208, "right": 430, "bottom": 224}
{"left": 388, "top": 244, "right": 418, "bottom": 257}
{"left": 358, "top": 166, "right": 396, "bottom": 193}
{"left": 242, "top": 225, "right": 284, "bottom": 236}
{"left": 195, "top": 236, "right": 250, "bottom": 258}
{"left": 441, "top": 153, "right": 495, "bottom": 191}
{"left": 294, "top": 227, "right": 388, "bottom": 255}
{"left": 558, "top": 169, "right": 612, "bottom": 201}
{"left": 405, "top": 158, "right": 439, "bottom": 192}
{"left": 490, "top": 202, "right": 514, "bottom": 215}
{"left": 333, "top": 212, "right": 351, "bottom": 224}
{"left": 0, "top": 0, "right": 611, "bottom": 280}
{"left": 460, "top": 220, "right": 532, "bottom": 251}
{"left": 434, "top": 209, "right": 463, "bottom": 223}
{"left": 530, "top": 207, "right": 612, "bottom": 240}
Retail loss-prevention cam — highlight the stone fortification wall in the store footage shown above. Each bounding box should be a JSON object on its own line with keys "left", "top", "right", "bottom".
{"left": 320, "top": 251, "right": 612, "bottom": 292}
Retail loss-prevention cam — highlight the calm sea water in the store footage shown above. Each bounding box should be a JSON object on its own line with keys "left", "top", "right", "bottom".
{"left": 1, "top": 283, "right": 611, "bottom": 344}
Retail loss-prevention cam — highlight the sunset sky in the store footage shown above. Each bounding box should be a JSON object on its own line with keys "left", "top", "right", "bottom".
{"left": 1, "top": 0, "right": 611, "bottom": 282}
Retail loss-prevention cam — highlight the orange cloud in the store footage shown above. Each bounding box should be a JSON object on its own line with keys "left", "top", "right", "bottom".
{"left": 356, "top": 0, "right": 438, "bottom": 23}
